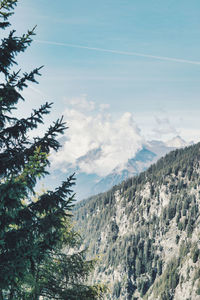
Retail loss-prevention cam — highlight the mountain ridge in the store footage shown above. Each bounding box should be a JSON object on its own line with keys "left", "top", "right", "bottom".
{"left": 83, "top": 136, "right": 190, "bottom": 198}
{"left": 73, "top": 142, "right": 200, "bottom": 299}
{"left": 43, "top": 136, "right": 191, "bottom": 200}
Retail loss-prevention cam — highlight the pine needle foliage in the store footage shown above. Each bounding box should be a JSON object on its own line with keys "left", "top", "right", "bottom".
{"left": 0, "top": 1, "right": 107, "bottom": 299}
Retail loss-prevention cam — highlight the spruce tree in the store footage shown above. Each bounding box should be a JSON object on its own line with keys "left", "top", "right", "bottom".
{"left": 0, "top": 1, "right": 106, "bottom": 299}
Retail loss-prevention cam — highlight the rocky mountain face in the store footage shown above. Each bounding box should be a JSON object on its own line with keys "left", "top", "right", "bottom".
{"left": 73, "top": 142, "right": 200, "bottom": 299}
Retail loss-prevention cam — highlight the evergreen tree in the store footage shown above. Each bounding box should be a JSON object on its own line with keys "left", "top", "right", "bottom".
{"left": 0, "top": 1, "right": 106, "bottom": 299}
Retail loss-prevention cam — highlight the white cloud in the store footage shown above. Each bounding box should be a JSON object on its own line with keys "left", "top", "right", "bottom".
{"left": 64, "top": 95, "right": 95, "bottom": 112}
{"left": 152, "top": 116, "right": 179, "bottom": 138}
{"left": 99, "top": 103, "right": 110, "bottom": 111}
{"left": 51, "top": 99, "right": 144, "bottom": 176}
{"left": 177, "top": 128, "right": 200, "bottom": 144}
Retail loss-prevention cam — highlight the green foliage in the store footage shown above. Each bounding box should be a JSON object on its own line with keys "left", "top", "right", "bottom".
{"left": 137, "top": 277, "right": 150, "bottom": 297}
{"left": 191, "top": 244, "right": 200, "bottom": 264}
{"left": 113, "top": 281, "right": 121, "bottom": 298}
{"left": 2, "top": 2, "right": 200, "bottom": 299}
{"left": 179, "top": 241, "right": 191, "bottom": 259}
{"left": 196, "top": 279, "right": 200, "bottom": 296}
{"left": 0, "top": 1, "right": 107, "bottom": 299}
{"left": 157, "top": 259, "right": 162, "bottom": 276}
{"left": 74, "top": 119, "right": 200, "bottom": 299}
{"left": 154, "top": 257, "right": 180, "bottom": 299}
{"left": 175, "top": 235, "right": 180, "bottom": 244}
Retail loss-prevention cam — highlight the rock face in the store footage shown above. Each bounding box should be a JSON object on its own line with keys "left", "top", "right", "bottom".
{"left": 73, "top": 142, "right": 200, "bottom": 299}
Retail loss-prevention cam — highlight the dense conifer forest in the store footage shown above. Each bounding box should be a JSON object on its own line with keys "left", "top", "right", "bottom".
{"left": 74, "top": 142, "right": 200, "bottom": 299}
{"left": 1, "top": 1, "right": 200, "bottom": 299}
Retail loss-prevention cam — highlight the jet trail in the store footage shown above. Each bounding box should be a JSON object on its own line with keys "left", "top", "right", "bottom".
{"left": 35, "top": 39, "right": 200, "bottom": 66}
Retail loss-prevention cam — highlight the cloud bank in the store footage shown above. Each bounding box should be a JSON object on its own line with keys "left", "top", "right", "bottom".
{"left": 51, "top": 96, "right": 144, "bottom": 176}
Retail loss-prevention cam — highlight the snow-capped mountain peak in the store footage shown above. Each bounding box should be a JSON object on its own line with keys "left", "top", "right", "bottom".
{"left": 165, "top": 135, "right": 188, "bottom": 148}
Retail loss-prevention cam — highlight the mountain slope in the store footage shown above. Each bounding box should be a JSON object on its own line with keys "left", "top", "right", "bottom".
{"left": 92, "top": 147, "right": 156, "bottom": 195}
{"left": 73, "top": 142, "right": 200, "bottom": 299}
{"left": 46, "top": 137, "right": 189, "bottom": 200}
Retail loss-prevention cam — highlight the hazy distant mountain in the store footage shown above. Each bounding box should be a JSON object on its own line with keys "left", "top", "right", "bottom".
{"left": 165, "top": 135, "right": 189, "bottom": 148}
{"left": 41, "top": 136, "right": 191, "bottom": 200}
{"left": 92, "top": 148, "right": 157, "bottom": 195}
{"left": 91, "top": 136, "right": 191, "bottom": 197}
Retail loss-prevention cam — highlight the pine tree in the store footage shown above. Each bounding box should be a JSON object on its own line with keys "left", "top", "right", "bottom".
{"left": 0, "top": 1, "right": 106, "bottom": 299}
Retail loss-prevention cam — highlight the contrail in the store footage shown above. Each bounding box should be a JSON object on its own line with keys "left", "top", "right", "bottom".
{"left": 35, "top": 39, "right": 200, "bottom": 66}
{"left": 29, "top": 84, "right": 47, "bottom": 97}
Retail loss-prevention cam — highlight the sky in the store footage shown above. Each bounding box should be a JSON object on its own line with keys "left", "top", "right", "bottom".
{"left": 6, "top": 0, "right": 200, "bottom": 177}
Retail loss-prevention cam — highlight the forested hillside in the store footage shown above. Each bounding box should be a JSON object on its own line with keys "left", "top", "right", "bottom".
{"left": 74, "top": 142, "right": 200, "bottom": 299}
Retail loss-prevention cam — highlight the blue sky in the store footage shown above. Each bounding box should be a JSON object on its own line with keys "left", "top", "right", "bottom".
{"left": 8, "top": 0, "right": 200, "bottom": 168}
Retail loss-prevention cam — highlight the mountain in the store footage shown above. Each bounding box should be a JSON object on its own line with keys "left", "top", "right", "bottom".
{"left": 91, "top": 137, "right": 190, "bottom": 197}
{"left": 92, "top": 148, "right": 157, "bottom": 195}
{"left": 41, "top": 136, "right": 190, "bottom": 200}
{"left": 165, "top": 135, "right": 189, "bottom": 148}
{"left": 73, "top": 142, "right": 200, "bottom": 299}
{"left": 45, "top": 145, "right": 165, "bottom": 200}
